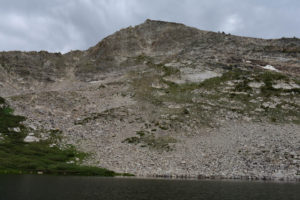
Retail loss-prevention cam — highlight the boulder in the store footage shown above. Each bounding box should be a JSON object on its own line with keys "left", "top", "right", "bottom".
{"left": 24, "top": 135, "right": 40, "bottom": 143}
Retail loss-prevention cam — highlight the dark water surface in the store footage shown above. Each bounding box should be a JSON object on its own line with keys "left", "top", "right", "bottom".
{"left": 0, "top": 175, "right": 299, "bottom": 200}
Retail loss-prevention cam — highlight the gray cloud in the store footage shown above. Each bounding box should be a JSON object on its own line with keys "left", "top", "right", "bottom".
{"left": 0, "top": 0, "right": 299, "bottom": 52}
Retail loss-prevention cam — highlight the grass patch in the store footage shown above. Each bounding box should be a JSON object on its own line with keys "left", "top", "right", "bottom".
{"left": 234, "top": 81, "right": 252, "bottom": 92}
{"left": 256, "top": 71, "right": 288, "bottom": 83}
{"left": 256, "top": 71, "right": 296, "bottom": 97}
{"left": 199, "top": 69, "right": 250, "bottom": 90}
{"left": 162, "top": 82, "right": 198, "bottom": 103}
{"left": 0, "top": 141, "right": 116, "bottom": 176}
{"left": 0, "top": 103, "right": 26, "bottom": 137}
{"left": 74, "top": 107, "right": 126, "bottom": 125}
{"left": 122, "top": 131, "right": 176, "bottom": 151}
{"left": 160, "top": 65, "right": 180, "bottom": 76}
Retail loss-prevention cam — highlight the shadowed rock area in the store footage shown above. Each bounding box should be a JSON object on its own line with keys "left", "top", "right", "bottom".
{"left": 0, "top": 19, "right": 300, "bottom": 181}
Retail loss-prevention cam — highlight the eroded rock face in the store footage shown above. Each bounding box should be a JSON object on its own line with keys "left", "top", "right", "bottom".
{"left": 1, "top": 19, "right": 300, "bottom": 180}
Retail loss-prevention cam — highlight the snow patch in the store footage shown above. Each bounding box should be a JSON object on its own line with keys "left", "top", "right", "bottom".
{"left": 182, "top": 71, "right": 221, "bottom": 83}
{"left": 262, "top": 65, "right": 279, "bottom": 72}
{"left": 24, "top": 135, "right": 40, "bottom": 143}
{"left": 163, "top": 70, "right": 221, "bottom": 85}
{"left": 248, "top": 82, "right": 265, "bottom": 88}
{"left": 151, "top": 82, "right": 169, "bottom": 89}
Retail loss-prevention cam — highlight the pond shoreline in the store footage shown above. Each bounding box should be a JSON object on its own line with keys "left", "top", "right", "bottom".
{"left": 114, "top": 174, "right": 299, "bottom": 183}
{"left": 1, "top": 173, "right": 299, "bottom": 183}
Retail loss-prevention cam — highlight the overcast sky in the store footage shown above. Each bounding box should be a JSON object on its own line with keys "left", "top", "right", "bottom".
{"left": 0, "top": 0, "right": 299, "bottom": 53}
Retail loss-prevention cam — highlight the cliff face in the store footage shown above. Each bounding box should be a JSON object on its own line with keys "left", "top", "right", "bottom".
{"left": 0, "top": 19, "right": 300, "bottom": 180}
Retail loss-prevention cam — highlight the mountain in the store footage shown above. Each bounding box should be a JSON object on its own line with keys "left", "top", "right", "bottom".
{"left": 0, "top": 19, "right": 299, "bottom": 180}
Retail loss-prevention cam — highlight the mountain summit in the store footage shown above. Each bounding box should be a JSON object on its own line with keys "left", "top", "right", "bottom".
{"left": 0, "top": 20, "right": 300, "bottom": 180}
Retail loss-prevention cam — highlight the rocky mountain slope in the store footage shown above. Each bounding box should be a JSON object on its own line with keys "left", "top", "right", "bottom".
{"left": 0, "top": 19, "right": 300, "bottom": 180}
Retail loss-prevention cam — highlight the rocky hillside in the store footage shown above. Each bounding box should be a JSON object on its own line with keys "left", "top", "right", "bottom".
{"left": 0, "top": 19, "right": 300, "bottom": 181}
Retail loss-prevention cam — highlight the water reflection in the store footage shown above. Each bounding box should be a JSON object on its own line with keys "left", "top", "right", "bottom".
{"left": 0, "top": 175, "right": 299, "bottom": 200}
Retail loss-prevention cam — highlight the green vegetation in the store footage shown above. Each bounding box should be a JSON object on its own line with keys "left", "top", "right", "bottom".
{"left": 129, "top": 60, "right": 300, "bottom": 125}
{"left": 199, "top": 69, "right": 246, "bottom": 90}
{"left": 135, "top": 54, "right": 180, "bottom": 76}
{"left": 123, "top": 131, "right": 176, "bottom": 151}
{"left": 74, "top": 113, "right": 104, "bottom": 125}
{"left": 0, "top": 98, "right": 120, "bottom": 176}
{"left": 199, "top": 70, "right": 300, "bottom": 123}
{"left": 0, "top": 97, "right": 5, "bottom": 104}
{"left": 255, "top": 72, "right": 300, "bottom": 97}
{"left": 0, "top": 142, "right": 115, "bottom": 176}
{"left": 74, "top": 107, "right": 126, "bottom": 125}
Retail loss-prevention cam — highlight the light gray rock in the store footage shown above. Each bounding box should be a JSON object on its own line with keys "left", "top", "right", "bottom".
{"left": 13, "top": 127, "right": 21, "bottom": 132}
{"left": 24, "top": 135, "right": 40, "bottom": 143}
